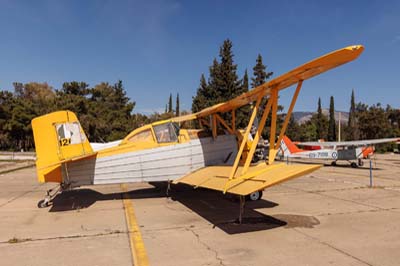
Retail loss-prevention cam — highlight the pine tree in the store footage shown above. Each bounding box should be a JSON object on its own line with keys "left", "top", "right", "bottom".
{"left": 207, "top": 58, "right": 222, "bottom": 105}
{"left": 192, "top": 74, "right": 209, "bottom": 113}
{"left": 168, "top": 93, "right": 173, "bottom": 113}
{"left": 328, "top": 96, "right": 336, "bottom": 141}
{"left": 251, "top": 54, "right": 273, "bottom": 88}
{"left": 242, "top": 69, "right": 249, "bottom": 91}
{"left": 218, "top": 39, "right": 241, "bottom": 99}
{"left": 251, "top": 53, "right": 275, "bottom": 138}
{"left": 176, "top": 93, "right": 180, "bottom": 117}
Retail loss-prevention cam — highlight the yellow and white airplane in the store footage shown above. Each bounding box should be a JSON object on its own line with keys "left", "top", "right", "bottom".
{"left": 32, "top": 45, "right": 364, "bottom": 211}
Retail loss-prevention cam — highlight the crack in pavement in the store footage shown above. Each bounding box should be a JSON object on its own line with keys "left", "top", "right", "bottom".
{"left": 186, "top": 227, "right": 226, "bottom": 266}
{"left": 317, "top": 206, "right": 400, "bottom": 217}
{"left": 0, "top": 230, "right": 127, "bottom": 245}
{"left": 292, "top": 227, "right": 375, "bottom": 266}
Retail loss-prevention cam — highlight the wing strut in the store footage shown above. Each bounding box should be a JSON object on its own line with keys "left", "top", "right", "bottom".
{"left": 268, "top": 88, "right": 279, "bottom": 165}
{"left": 275, "top": 81, "right": 303, "bottom": 151}
{"left": 224, "top": 94, "right": 263, "bottom": 192}
{"left": 223, "top": 81, "right": 304, "bottom": 192}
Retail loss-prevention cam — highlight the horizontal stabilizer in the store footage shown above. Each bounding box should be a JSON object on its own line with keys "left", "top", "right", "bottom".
{"left": 174, "top": 163, "right": 321, "bottom": 196}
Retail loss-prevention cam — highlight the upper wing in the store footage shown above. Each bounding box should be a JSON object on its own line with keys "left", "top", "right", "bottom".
{"left": 172, "top": 45, "right": 364, "bottom": 122}
{"left": 299, "top": 138, "right": 400, "bottom": 147}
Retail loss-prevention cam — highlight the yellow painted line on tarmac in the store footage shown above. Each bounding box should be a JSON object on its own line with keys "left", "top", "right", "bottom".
{"left": 121, "top": 184, "right": 150, "bottom": 266}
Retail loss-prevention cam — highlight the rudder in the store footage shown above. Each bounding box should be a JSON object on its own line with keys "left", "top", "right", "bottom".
{"left": 32, "top": 110, "right": 93, "bottom": 183}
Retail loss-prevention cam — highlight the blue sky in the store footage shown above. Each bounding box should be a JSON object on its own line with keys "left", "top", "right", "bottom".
{"left": 1, "top": 0, "right": 399, "bottom": 114}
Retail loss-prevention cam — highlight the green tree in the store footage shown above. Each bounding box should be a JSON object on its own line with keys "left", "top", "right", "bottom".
{"left": 242, "top": 69, "right": 249, "bottom": 91}
{"left": 346, "top": 89, "right": 359, "bottom": 140}
{"left": 357, "top": 103, "right": 391, "bottom": 140}
{"left": 286, "top": 116, "right": 301, "bottom": 140}
{"left": 387, "top": 105, "right": 400, "bottom": 137}
{"left": 328, "top": 96, "right": 336, "bottom": 141}
{"left": 250, "top": 53, "right": 278, "bottom": 138}
{"left": 207, "top": 58, "right": 222, "bottom": 106}
{"left": 192, "top": 74, "right": 209, "bottom": 113}
{"left": 168, "top": 93, "right": 173, "bottom": 113}
{"left": 218, "top": 39, "right": 242, "bottom": 99}
{"left": 251, "top": 54, "right": 273, "bottom": 88}
{"left": 87, "top": 80, "right": 135, "bottom": 141}
{"left": 176, "top": 93, "right": 180, "bottom": 117}
{"left": 316, "top": 97, "right": 328, "bottom": 140}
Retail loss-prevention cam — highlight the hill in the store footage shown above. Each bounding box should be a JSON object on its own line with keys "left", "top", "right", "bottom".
{"left": 292, "top": 109, "right": 349, "bottom": 124}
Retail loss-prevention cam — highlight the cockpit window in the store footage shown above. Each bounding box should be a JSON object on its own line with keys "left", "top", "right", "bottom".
{"left": 127, "top": 129, "right": 153, "bottom": 143}
{"left": 153, "top": 123, "right": 179, "bottom": 143}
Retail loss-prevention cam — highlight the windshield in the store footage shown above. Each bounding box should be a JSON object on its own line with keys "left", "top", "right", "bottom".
{"left": 153, "top": 123, "right": 179, "bottom": 143}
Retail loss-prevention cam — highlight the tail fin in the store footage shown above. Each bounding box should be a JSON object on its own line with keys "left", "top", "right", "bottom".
{"left": 32, "top": 110, "right": 93, "bottom": 183}
{"left": 280, "top": 136, "right": 304, "bottom": 156}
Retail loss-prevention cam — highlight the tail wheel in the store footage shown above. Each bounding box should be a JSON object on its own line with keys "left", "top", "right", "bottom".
{"left": 247, "top": 190, "right": 263, "bottom": 201}
{"left": 37, "top": 199, "right": 50, "bottom": 208}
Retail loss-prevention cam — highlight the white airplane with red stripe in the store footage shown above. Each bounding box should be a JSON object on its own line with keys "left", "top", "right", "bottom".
{"left": 278, "top": 136, "right": 400, "bottom": 167}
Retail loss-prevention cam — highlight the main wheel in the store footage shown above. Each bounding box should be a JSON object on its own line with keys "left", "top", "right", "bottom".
{"left": 350, "top": 162, "right": 358, "bottom": 168}
{"left": 247, "top": 190, "right": 263, "bottom": 201}
{"left": 358, "top": 159, "right": 364, "bottom": 166}
{"left": 331, "top": 161, "right": 337, "bottom": 166}
{"left": 37, "top": 199, "right": 49, "bottom": 208}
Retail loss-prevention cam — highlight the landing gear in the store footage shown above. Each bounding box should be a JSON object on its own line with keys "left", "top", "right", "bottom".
{"left": 238, "top": 195, "right": 245, "bottom": 224}
{"left": 247, "top": 190, "right": 263, "bottom": 201}
{"left": 331, "top": 161, "right": 337, "bottom": 166}
{"left": 37, "top": 198, "right": 50, "bottom": 208}
{"left": 358, "top": 159, "right": 364, "bottom": 167}
{"left": 166, "top": 180, "right": 172, "bottom": 197}
{"left": 351, "top": 162, "right": 358, "bottom": 168}
{"left": 37, "top": 185, "right": 63, "bottom": 208}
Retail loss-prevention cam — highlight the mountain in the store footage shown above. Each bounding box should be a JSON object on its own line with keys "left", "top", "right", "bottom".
{"left": 292, "top": 109, "right": 349, "bottom": 124}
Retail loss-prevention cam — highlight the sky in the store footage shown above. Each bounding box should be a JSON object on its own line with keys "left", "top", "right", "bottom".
{"left": 1, "top": 0, "right": 399, "bottom": 114}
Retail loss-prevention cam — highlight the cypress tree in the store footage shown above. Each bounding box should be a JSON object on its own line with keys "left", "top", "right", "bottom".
{"left": 346, "top": 89, "right": 359, "bottom": 140}
{"left": 176, "top": 93, "right": 180, "bottom": 117}
{"left": 168, "top": 93, "right": 173, "bottom": 113}
{"left": 328, "top": 96, "right": 336, "bottom": 141}
{"left": 316, "top": 97, "right": 328, "bottom": 139}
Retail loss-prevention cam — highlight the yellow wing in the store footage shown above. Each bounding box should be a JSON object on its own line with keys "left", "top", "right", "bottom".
{"left": 172, "top": 45, "right": 364, "bottom": 123}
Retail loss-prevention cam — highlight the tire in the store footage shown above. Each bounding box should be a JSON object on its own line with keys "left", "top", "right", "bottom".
{"left": 331, "top": 161, "right": 337, "bottom": 166}
{"left": 247, "top": 190, "right": 263, "bottom": 201}
{"left": 358, "top": 159, "right": 364, "bottom": 166}
{"left": 351, "top": 162, "right": 358, "bottom": 168}
{"left": 37, "top": 199, "right": 49, "bottom": 208}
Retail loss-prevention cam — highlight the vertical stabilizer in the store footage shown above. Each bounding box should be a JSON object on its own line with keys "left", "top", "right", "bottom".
{"left": 32, "top": 111, "right": 93, "bottom": 183}
{"left": 280, "top": 136, "right": 304, "bottom": 156}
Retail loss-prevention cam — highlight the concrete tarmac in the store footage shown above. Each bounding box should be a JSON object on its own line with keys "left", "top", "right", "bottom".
{"left": 1, "top": 154, "right": 400, "bottom": 266}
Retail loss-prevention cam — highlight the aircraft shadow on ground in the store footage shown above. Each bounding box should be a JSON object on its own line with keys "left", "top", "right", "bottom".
{"left": 49, "top": 182, "right": 292, "bottom": 234}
